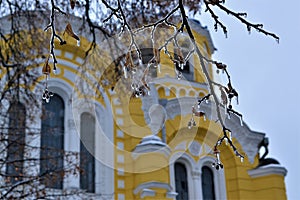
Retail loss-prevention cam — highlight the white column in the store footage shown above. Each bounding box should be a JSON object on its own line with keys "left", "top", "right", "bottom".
{"left": 192, "top": 170, "right": 202, "bottom": 200}
{"left": 64, "top": 118, "right": 80, "bottom": 189}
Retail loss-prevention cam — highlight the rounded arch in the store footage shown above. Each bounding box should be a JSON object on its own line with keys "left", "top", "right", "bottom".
{"left": 169, "top": 152, "right": 196, "bottom": 200}
{"left": 188, "top": 89, "right": 196, "bottom": 97}
{"left": 178, "top": 87, "right": 186, "bottom": 96}
{"left": 198, "top": 156, "right": 227, "bottom": 200}
{"left": 47, "top": 79, "right": 73, "bottom": 108}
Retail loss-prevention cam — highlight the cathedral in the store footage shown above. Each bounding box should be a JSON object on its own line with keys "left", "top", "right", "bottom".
{"left": 0, "top": 11, "right": 287, "bottom": 199}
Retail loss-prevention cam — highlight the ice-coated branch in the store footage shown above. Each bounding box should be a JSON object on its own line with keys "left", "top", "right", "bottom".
{"left": 204, "top": 0, "right": 279, "bottom": 42}
{"left": 45, "top": 0, "right": 67, "bottom": 72}
{"left": 178, "top": 0, "right": 244, "bottom": 166}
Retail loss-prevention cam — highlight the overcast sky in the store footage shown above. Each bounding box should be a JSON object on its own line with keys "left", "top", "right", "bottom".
{"left": 197, "top": 0, "right": 300, "bottom": 199}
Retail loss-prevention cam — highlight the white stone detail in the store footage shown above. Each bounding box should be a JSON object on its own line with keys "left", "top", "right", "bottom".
{"left": 118, "top": 180, "right": 125, "bottom": 189}
{"left": 116, "top": 118, "right": 123, "bottom": 126}
{"left": 117, "top": 155, "right": 124, "bottom": 163}
{"left": 64, "top": 52, "right": 74, "bottom": 59}
{"left": 189, "top": 141, "right": 202, "bottom": 156}
{"left": 117, "top": 130, "right": 124, "bottom": 138}
{"left": 248, "top": 164, "right": 287, "bottom": 178}
{"left": 117, "top": 142, "right": 124, "bottom": 150}
{"left": 134, "top": 182, "right": 173, "bottom": 195}
{"left": 75, "top": 56, "right": 84, "bottom": 64}
{"left": 117, "top": 193, "right": 125, "bottom": 200}
{"left": 132, "top": 135, "right": 170, "bottom": 159}
{"left": 140, "top": 189, "right": 156, "bottom": 198}
{"left": 54, "top": 49, "right": 62, "bottom": 56}
{"left": 117, "top": 168, "right": 124, "bottom": 176}
{"left": 113, "top": 98, "right": 121, "bottom": 105}
{"left": 115, "top": 108, "right": 123, "bottom": 115}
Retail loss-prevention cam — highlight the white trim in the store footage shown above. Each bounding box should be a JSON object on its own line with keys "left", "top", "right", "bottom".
{"left": 47, "top": 80, "right": 73, "bottom": 190}
{"left": 64, "top": 52, "right": 74, "bottom": 60}
{"left": 117, "top": 193, "right": 125, "bottom": 200}
{"left": 117, "top": 142, "right": 124, "bottom": 150}
{"left": 116, "top": 118, "right": 124, "bottom": 126}
{"left": 117, "top": 130, "right": 124, "bottom": 138}
{"left": 117, "top": 168, "right": 124, "bottom": 176}
{"left": 132, "top": 135, "right": 171, "bottom": 159}
{"left": 134, "top": 181, "right": 173, "bottom": 195}
{"left": 248, "top": 165, "right": 287, "bottom": 178}
{"left": 140, "top": 189, "right": 156, "bottom": 198}
{"left": 117, "top": 180, "right": 125, "bottom": 189}
{"left": 117, "top": 155, "right": 124, "bottom": 163}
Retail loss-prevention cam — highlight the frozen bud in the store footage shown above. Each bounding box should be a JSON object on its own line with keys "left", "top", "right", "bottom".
{"left": 240, "top": 157, "right": 244, "bottom": 163}
{"left": 177, "top": 72, "right": 182, "bottom": 80}
{"left": 224, "top": 137, "right": 228, "bottom": 145}
{"left": 192, "top": 120, "right": 196, "bottom": 127}
{"left": 131, "top": 67, "right": 137, "bottom": 74}
{"left": 187, "top": 121, "right": 192, "bottom": 129}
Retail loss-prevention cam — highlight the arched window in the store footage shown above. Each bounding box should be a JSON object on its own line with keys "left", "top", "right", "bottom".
{"left": 6, "top": 102, "right": 26, "bottom": 183}
{"left": 140, "top": 48, "right": 158, "bottom": 78}
{"left": 202, "top": 166, "right": 215, "bottom": 200}
{"left": 40, "top": 94, "right": 64, "bottom": 189}
{"left": 80, "top": 112, "right": 95, "bottom": 193}
{"left": 175, "top": 162, "right": 189, "bottom": 200}
{"left": 174, "top": 39, "right": 194, "bottom": 81}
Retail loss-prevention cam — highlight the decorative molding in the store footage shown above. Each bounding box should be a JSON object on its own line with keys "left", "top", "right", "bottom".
{"left": 188, "top": 141, "right": 202, "bottom": 157}
{"left": 133, "top": 181, "right": 174, "bottom": 195}
{"left": 153, "top": 76, "right": 209, "bottom": 90}
{"left": 164, "top": 97, "right": 212, "bottom": 121}
{"left": 117, "top": 180, "right": 125, "bottom": 189}
{"left": 248, "top": 165, "right": 288, "bottom": 178}
{"left": 224, "top": 114, "right": 265, "bottom": 164}
{"left": 132, "top": 135, "right": 171, "bottom": 159}
{"left": 191, "top": 171, "right": 201, "bottom": 178}
{"left": 117, "top": 155, "right": 124, "bottom": 163}
{"left": 140, "top": 189, "right": 156, "bottom": 198}
{"left": 117, "top": 193, "right": 125, "bottom": 200}
{"left": 117, "top": 130, "right": 124, "bottom": 138}
{"left": 166, "top": 191, "right": 178, "bottom": 199}
{"left": 163, "top": 96, "right": 265, "bottom": 164}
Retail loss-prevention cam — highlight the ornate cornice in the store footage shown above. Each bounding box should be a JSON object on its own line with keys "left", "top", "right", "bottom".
{"left": 248, "top": 164, "right": 288, "bottom": 178}
{"left": 163, "top": 96, "right": 265, "bottom": 163}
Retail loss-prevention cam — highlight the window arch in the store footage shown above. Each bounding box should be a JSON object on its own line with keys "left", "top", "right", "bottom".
{"left": 6, "top": 102, "right": 26, "bottom": 184}
{"left": 80, "top": 112, "right": 95, "bottom": 193}
{"left": 199, "top": 156, "right": 227, "bottom": 200}
{"left": 174, "top": 162, "right": 189, "bottom": 200}
{"left": 40, "top": 94, "right": 64, "bottom": 189}
{"left": 174, "top": 38, "right": 194, "bottom": 81}
{"left": 202, "top": 166, "right": 216, "bottom": 200}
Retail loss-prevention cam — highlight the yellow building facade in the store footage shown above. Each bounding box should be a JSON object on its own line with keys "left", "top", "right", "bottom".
{"left": 0, "top": 13, "right": 287, "bottom": 200}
